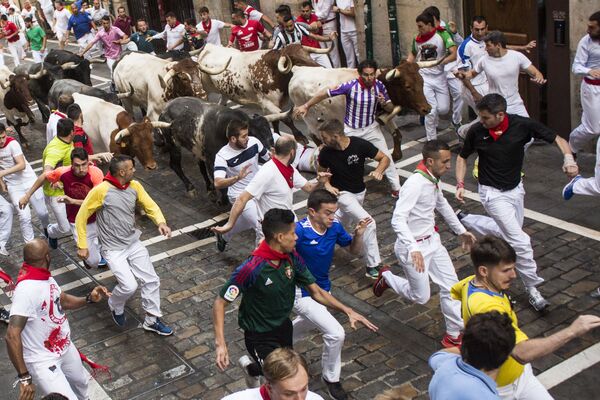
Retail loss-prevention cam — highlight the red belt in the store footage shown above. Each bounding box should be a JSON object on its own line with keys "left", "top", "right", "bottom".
{"left": 415, "top": 235, "right": 431, "bottom": 243}
{"left": 584, "top": 77, "right": 600, "bottom": 86}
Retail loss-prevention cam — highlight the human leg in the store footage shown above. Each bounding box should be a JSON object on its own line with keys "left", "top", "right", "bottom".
{"left": 224, "top": 198, "right": 261, "bottom": 245}
{"left": 244, "top": 319, "right": 293, "bottom": 377}
{"left": 447, "top": 76, "right": 464, "bottom": 125}
{"left": 126, "top": 240, "right": 162, "bottom": 319}
{"left": 383, "top": 239, "right": 433, "bottom": 304}
{"left": 340, "top": 31, "right": 357, "bottom": 68}
{"left": 497, "top": 364, "right": 553, "bottom": 400}
{"left": 71, "top": 222, "right": 101, "bottom": 268}
{"left": 59, "top": 343, "right": 90, "bottom": 400}
{"left": 104, "top": 247, "right": 139, "bottom": 316}
{"left": 0, "top": 195, "right": 13, "bottom": 253}
{"left": 362, "top": 124, "right": 401, "bottom": 191}
{"left": 45, "top": 195, "right": 72, "bottom": 239}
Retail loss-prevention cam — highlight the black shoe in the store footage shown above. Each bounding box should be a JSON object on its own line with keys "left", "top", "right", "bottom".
{"left": 48, "top": 236, "right": 58, "bottom": 250}
{"left": 323, "top": 378, "right": 348, "bottom": 400}
{"left": 590, "top": 288, "right": 600, "bottom": 299}
{"left": 0, "top": 307, "right": 9, "bottom": 324}
{"left": 455, "top": 209, "right": 467, "bottom": 221}
{"left": 215, "top": 232, "right": 227, "bottom": 253}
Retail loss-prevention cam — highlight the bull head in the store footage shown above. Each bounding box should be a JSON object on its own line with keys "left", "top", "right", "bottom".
{"left": 27, "top": 68, "right": 48, "bottom": 80}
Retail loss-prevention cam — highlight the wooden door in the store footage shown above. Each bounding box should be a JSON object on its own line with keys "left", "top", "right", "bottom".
{"left": 127, "top": 0, "right": 162, "bottom": 31}
{"left": 162, "top": 0, "right": 196, "bottom": 23}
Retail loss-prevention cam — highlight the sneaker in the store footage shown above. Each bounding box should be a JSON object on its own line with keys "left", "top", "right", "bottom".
{"left": 527, "top": 287, "right": 550, "bottom": 312}
{"left": 562, "top": 175, "right": 582, "bottom": 200}
{"left": 441, "top": 333, "right": 463, "bottom": 348}
{"left": 391, "top": 190, "right": 400, "bottom": 199}
{"left": 372, "top": 265, "right": 391, "bottom": 297}
{"left": 322, "top": 378, "right": 348, "bottom": 400}
{"left": 365, "top": 266, "right": 380, "bottom": 279}
{"left": 455, "top": 209, "right": 467, "bottom": 221}
{"left": 590, "top": 288, "right": 600, "bottom": 299}
{"left": 0, "top": 307, "right": 9, "bottom": 323}
{"left": 215, "top": 232, "right": 227, "bottom": 253}
{"left": 98, "top": 257, "right": 108, "bottom": 268}
{"left": 238, "top": 355, "right": 261, "bottom": 388}
{"left": 143, "top": 317, "right": 174, "bottom": 336}
{"left": 46, "top": 232, "right": 58, "bottom": 250}
{"left": 111, "top": 310, "right": 126, "bottom": 327}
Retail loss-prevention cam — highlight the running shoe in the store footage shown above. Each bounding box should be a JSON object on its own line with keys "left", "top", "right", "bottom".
{"left": 372, "top": 265, "right": 391, "bottom": 297}
{"left": 562, "top": 175, "right": 582, "bottom": 201}
{"left": 215, "top": 232, "right": 227, "bottom": 253}
{"left": 238, "top": 355, "right": 261, "bottom": 388}
{"left": 441, "top": 333, "right": 463, "bottom": 348}
{"left": 143, "top": 317, "right": 173, "bottom": 336}
{"left": 322, "top": 378, "right": 348, "bottom": 400}
{"left": 111, "top": 310, "right": 126, "bottom": 327}
{"left": 528, "top": 287, "right": 550, "bottom": 312}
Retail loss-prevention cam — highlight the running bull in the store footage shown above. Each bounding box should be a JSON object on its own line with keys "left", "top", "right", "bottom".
{"left": 0, "top": 66, "right": 36, "bottom": 147}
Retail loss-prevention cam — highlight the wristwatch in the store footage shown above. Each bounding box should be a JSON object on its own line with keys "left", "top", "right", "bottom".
{"left": 85, "top": 293, "right": 95, "bottom": 304}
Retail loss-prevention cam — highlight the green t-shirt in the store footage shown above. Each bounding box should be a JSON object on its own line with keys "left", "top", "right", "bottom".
{"left": 220, "top": 251, "right": 316, "bottom": 333}
{"left": 26, "top": 25, "right": 46, "bottom": 51}
{"left": 42, "top": 137, "right": 73, "bottom": 196}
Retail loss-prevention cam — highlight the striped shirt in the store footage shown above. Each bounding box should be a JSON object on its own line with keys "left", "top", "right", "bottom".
{"left": 273, "top": 23, "right": 310, "bottom": 50}
{"left": 328, "top": 79, "right": 390, "bottom": 129}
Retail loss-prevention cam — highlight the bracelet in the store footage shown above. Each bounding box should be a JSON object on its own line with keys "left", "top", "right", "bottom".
{"left": 13, "top": 375, "right": 32, "bottom": 388}
{"left": 456, "top": 181, "right": 465, "bottom": 189}
{"left": 85, "top": 293, "right": 94, "bottom": 304}
{"left": 17, "top": 371, "right": 29, "bottom": 379}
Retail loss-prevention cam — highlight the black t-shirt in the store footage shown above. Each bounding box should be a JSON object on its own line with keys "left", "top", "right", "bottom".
{"left": 318, "top": 137, "right": 379, "bottom": 193}
{"left": 460, "top": 114, "right": 557, "bottom": 191}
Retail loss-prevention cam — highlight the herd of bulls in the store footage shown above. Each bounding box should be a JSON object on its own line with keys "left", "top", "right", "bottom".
{"left": 1, "top": 44, "right": 436, "bottom": 202}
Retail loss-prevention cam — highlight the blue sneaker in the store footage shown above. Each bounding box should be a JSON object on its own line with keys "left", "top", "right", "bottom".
{"left": 98, "top": 257, "right": 108, "bottom": 268}
{"left": 562, "top": 175, "right": 582, "bottom": 200}
{"left": 143, "top": 317, "right": 173, "bottom": 336}
{"left": 111, "top": 310, "right": 126, "bottom": 327}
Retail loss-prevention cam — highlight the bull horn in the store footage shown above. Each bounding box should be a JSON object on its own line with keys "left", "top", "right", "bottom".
{"left": 277, "top": 55, "right": 292, "bottom": 74}
{"left": 114, "top": 128, "right": 131, "bottom": 143}
{"left": 151, "top": 121, "right": 172, "bottom": 129}
{"left": 161, "top": 69, "right": 177, "bottom": 87}
{"left": 302, "top": 45, "right": 332, "bottom": 54}
{"left": 60, "top": 61, "right": 80, "bottom": 70}
{"left": 385, "top": 68, "right": 399, "bottom": 81}
{"left": 377, "top": 106, "right": 402, "bottom": 125}
{"left": 165, "top": 61, "right": 177, "bottom": 71}
{"left": 263, "top": 109, "right": 291, "bottom": 122}
{"left": 89, "top": 57, "right": 107, "bottom": 64}
{"left": 416, "top": 59, "right": 443, "bottom": 68}
{"left": 116, "top": 83, "right": 135, "bottom": 99}
{"left": 28, "top": 68, "right": 47, "bottom": 80}
{"left": 189, "top": 48, "right": 204, "bottom": 56}
{"left": 198, "top": 57, "right": 231, "bottom": 75}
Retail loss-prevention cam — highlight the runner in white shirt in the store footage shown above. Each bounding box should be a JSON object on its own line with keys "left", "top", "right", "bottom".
{"left": 373, "top": 140, "right": 476, "bottom": 348}
{"left": 333, "top": 0, "right": 358, "bottom": 68}
{"left": 0, "top": 192, "right": 13, "bottom": 255}
{"left": 312, "top": 0, "right": 340, "bottom": 67}
{"left": 213, "top": 120, "right": 270, "bottom": 251}
{"left": 196, "top": 6, "right": 230, "bottom": 46}
{"left": 0, "top": 125, "right": 49, "bottom": 252}
{"left": 5, "top": 239, "right": 110, "bottom": 400}
{"left": 272, "top": 131, "right": 320, "bottom": 173}
{"left": 46, "top": 95, "right": 72, "bottom": 143}
{"left": 20, "top": 1, "right": 38, "bottom": 24}
{"left": 150, "top": 12, "right": 185, "bottom": 51}
{"left": 38, "top": 0, "right": 54, "bottom": 30}
{"left": 52, "top": 1, "right": 71, "bottom": 49}
{"left": 212, "top": 134, "right": 329, "bottom": 237}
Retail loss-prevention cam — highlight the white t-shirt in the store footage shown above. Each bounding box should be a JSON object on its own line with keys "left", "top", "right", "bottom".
{"left": 21, "top": 7, "right": 38, "bottom": 23}
{"left": 474, "top": 50, "right": 531, "bottom": 107}
{"left": 336, "top": 0, "right": 356, "bottom": 33}
{"left": 153, "top": 23, "right": 186, "bottom": 50}
{"left": 0, "top": 139, "right": 36, "bottom": 187}
{"left": 245, "top": 159, "right": 307, "bottom": 218}
{"left": 244, "top": 5, "right": 263, "bottom": 21}
{"left": 38, "top": 0, "right": 53, "bottom": 10}
{"left": 10, "top": 277, "right": 72, "bottom": 364}
{"left": 214, "top": 136, "right": 269, "bottom": 200}
{"left": 53, "top": 8, "right": 71, "bottom": 31}
{"left": 413, "top": 31, "right": 455, "bottom": 76}
{"left": 196, "top": 19, "right": 226, "bottom": 46}
{"left": 46, "top": 111, "right": 65, "bottom": 143}
{"left": 222, "top": 387, "right": 324, "bottom": 400}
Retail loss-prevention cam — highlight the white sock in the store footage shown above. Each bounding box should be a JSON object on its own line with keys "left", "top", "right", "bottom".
{"left": 144, "top": 315, "right": 157, "bottom": 325}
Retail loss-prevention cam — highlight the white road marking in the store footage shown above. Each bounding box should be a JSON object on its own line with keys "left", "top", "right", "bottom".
{"left": 537, "top": 341, "right": 600, "bottom": 389}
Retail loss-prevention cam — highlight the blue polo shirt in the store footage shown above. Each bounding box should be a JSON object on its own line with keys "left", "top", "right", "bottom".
{"left": 428, "top": 351, "right": 500, "bottom": 400}
{"left": 295, "top": 217, "right": 352, "bottom": 297}
{"left": 67, "top": 12, "right": 92, "bottom": 39}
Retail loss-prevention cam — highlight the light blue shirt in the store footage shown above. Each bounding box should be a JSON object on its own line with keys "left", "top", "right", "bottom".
{"left": 428, "top": 351, "right": 500, "bottom": 400}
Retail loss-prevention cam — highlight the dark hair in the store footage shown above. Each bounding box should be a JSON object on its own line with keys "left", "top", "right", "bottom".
{"left": 41, "top": 394, "right": 69, "bottom": 400}
{"left": 198, "top": 6, "right": 209, "bottom": 14}
{"left": 185, "top": 18, "right": 197, "bottom": 26}
{"left": 58, "top": 94, "right": 74, "bottom": 112}
{"left": 0, "top": 122, "right": 5, "bottom": 132}
{"left": 590, "top": 11, "right": 600, "bottom": 24}
{"left": 483, "top": 30, "right": 507, "bottom": 48}
{"left": 109, "top": 154, "right": 134, "bottom": 175}
{"left": 165, "top": 12, "right": 177, "bottom": 19}
{"left": 423, "top": 6, "right": 440, "bottom": 21}
{"left": 226, "top": 119, "right": 249, "bottom": 139}
{"left": 70, "top": 147, "right": 89, "bottom": 162}
{"left": 471, "top": 235, "right": 517, "bottom": 272}
{"left": 67, "top": 103, "right": 82, "bottom": 121}
{"left": 317, "top": 119, "right": 344, "bottom": 136}
{"left": 57, "top": 119, "right": 74, "bottom": 138}
{"left": 300, "top": 1, "right": 312, "bottom": 9}
{"left": 101, "top": 15, "right": 110, "bottom": 22}
{"left": 476, "top": 93, "right": 507, "bottom": 114}
{"left": 0, "top": 15, "right": 7, "bottom": 21}
{"left": 357, "top": 59, "right": 378, "bottom": 74}
{"left": 461, "top": 311, "right": 516, "bottom": 371}
{"left": 136, "top": 18, "right": 147, "bottom": 24}
{"left": 262, "top": 208, "right": 295, "bottom": 242}
{"left": 307, "top": 189, "right": 338, "bottom": 212}
{"left": 274, "top": 135, "right": 296, "bottom": 156}
{"left": 232, "top": 10, "right": 245, "bottom": 19}
{"left": 24, "top": 17, "right": 33, "bottom": 23}
{"left": 276, "top": 4, "right": 292, "bottom": 17}
{"left": 422, "top": 139, "right": 450, "bottom": 160}
{"left": 471, "top": 15, "right": 487, "bottom": 26}
{"left": 416, "top": 12, "right": 434, "bottom": 26}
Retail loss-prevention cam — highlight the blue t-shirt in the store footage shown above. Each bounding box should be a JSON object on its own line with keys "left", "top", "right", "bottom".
{"left": 428, "top": 351, "right": 500, "bottom": 400}
{"left": 295, "top": 217, "right": 352, "bottom": 296}
{"left": 67, "top": 13, "right": 92, "bottom": 39}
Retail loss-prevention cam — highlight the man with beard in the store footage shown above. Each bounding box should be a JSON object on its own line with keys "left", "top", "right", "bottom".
{"left": 228, "top": 10, "right": 272, "bottom": 52}
{"left": 127, "top": 18, "right": 157, "bottom": 53}
{"left": 272, "top": 14, "right": 335, "bottom": 51}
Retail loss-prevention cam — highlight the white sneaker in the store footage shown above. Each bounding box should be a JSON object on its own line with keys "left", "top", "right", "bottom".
{"left": 238, "top": 355, "right": 261, "bottom": 388}
{"left": 527, "top": 287, "right": 550, "bottom": 312}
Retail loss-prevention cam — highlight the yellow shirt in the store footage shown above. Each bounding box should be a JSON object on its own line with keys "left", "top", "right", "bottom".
{"left": 451, "top": 275, "right": 528, "bottom": 387}
{"left": 42, "top": 137, "right": 73, "bottom": 197}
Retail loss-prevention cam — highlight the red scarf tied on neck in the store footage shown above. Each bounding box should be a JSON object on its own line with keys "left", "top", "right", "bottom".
{"left": 104, "top": 172, "right": 130, "bottom": 190}
{"left": 202, "top": 19, "right": 211, "bottom": 34}
{"left": 16, "top": 263, "right": 51, "bottom": 284}
{"left": 488, "top": 115, "right": 510, "bottom": 141}
{"left": 251, "top": 240, "right": 291, "bottom": 267}
{"left": 414, "top": 160, "right": 439, "bottom": 188}
{"left": 0, "top": 135, "right": 14, "bottom": 148}
{"left": 272, "top": 157, "right": 294, "bottom": 188}
{"left": 415, "top": 26, "right": 445, "bottom": 44}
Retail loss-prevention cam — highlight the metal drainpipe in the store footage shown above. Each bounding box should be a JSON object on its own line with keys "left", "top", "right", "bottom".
{"left": 387, "top": 0, "right": 400, "bottom": 65}
{"left": 364, "top": 0, "right": 373, "bottom": 59}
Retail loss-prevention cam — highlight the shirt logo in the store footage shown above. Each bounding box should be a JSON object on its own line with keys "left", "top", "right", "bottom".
{"left": 265, "top": 277, "right": 273, "bottom": 286}
{"left": 223, "top": 285, "right": 240, "bottom": 301}
{"left": 310, "top": 240, "right": 318, "bottom": 245}
{"left": 483, "top": 136, "right": 490, "bottom": 140}
{"left": 285, "top": 266, "right": 293, "bottom": 280}
{"left": 347, "top": 154, "right": 359, "bottom": 165}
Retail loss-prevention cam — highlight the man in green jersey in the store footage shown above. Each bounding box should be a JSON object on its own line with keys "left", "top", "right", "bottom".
{"left": 24, "top": 16, "right": 46, "bottom": 62}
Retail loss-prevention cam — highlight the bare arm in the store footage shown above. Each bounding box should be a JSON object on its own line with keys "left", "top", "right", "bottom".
{"left": 0, "top": 153, "right": 25, "bottom": 179}
{"left": 19, "top": 170, "right": 50, "bottom": 208}
{"left": 260, "top": 15, "right": 275, "bottom": 30}
{"left": 293, "top": 89, "right": 330, "bottom": 118}
{"left": 369, "top": 150, "right": 390, "bottom": 181}
{"left": 214, "top": 165, "right": 251, "bottom": 190}
{"left": 348, "top": 218, "right": 372, "bottom": 255}
{"left": 6, "top": 315, "right": 28, "bottom": 375}
{"left": 524, "top": 64, "right": 546, "bottom": 85}
{"left": 59, "top": 286, "right": 110, "bottom": 310}
{"left": 213, "top": 297, "right": 229, "bottom": 371}
{"left": 455, "top": 156, "right": 468, "bottom": 203}
{"left": 441, "top": 46, "right": 457, "bottom": 65}
{"left": 211, "top": 191, "right": 253, "bottom": 234}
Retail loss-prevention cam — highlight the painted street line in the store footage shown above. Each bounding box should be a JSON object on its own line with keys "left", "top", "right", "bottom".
{"left": 538, "top": 341, "right": 600, "bottom": 389}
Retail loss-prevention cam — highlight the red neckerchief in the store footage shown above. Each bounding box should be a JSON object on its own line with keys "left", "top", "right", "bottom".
{"left": 16, "top": 263, "right": 51, "bottom": 285}
{"left": 103, "top": 172, "right": 130, "bottom": 190}
{"left": 0, "top": 135, "right": 14, "bottom": 148}
{"left": 259, "top": 385, "right": 270, "bottom": 400}
{"left": 415, "top": 29, "right": 437, "bottom": 44}
{"left": 54, "top": 110, "right": 67, "bottom": 118}
{"left": 272, "top": 157, "right": 294, "bottom": 188}
{"left": 202, "top": 19, "right": 211, "bottom": 34}
{"left": 0, "top": 269, "right": 14, "bottom": 291}
{"left": 169, "top": 21, "right": 181, "bottom": 29}
{"left": 488, "top": 115, "right": 509, "bottom": 141}
{"left": 414, "top": 160, "right": 439, "bottom": 188}
{"left": 251, "top": 240, "right": 291, "bottom": 267}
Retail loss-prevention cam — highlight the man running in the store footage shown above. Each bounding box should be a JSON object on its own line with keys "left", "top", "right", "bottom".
{"left": 149, "top": 12, "right": 185, "bottom": 52}
{"left": 75, "top": 155, "right": 174, "bottom": 336}
{"left": 24, "top": 16, "right": 46, "bottom": 62}
{"left": 296, "top": 2, "right": 332, "bottom": 68}
{"left": 228, "top": 10, "right": 272, "bottom": 52}
{"left": 1, "top": 14, "right": 24, "bottom": 66}
{"left": 52, "top": 1, "right": 71, "bottom": 50}
{"left": 65, "top": 4, "right": 94, "bottom": 60}
{"left": 373, "top": 140, "right": 476, "bottom": 347}
{"left": 196, "top": 7, "right": 230, "bottom": 47}
{"left": 79, "top": 15, "right": 128, "bottom": 80}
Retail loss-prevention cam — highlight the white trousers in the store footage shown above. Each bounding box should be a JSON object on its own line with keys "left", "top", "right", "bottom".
{"left": 321, "top": 20, "right": 340, "bottom": 68}
{"left": 573, "top": 134, "right": 600, "bottom": 196}
{"left": 423, "top": 74, "right": 450, "bottom": 141}
{"left": 27, "top": 343, "right": 89, "bottom": 400}
{"left": 497, "top": 364, "right": 552, "bottom": 400}
{"left": 76, "top": 33, "right": 95, "bottom": 60}
{"left": 224, "top": 197, "right": 262, "bottom": 246}
{"left": 71, "top": 222, "right": 101, "bottom": 268}
{"left": 106, "top": 58, "right": 117, "bottom": 79}
{"left": 7, "top": 41, "right": 24, "bottom": 66}
{"left": 0, "top": 195, "right": 13, "bottom": 249}
{"left": 45, "top": 195, "right": 72, "bottom": 239}
{"left": 293, "top": 291, "right": 345, "bottom": 382}
{"left": 103, "top": 240, "right": 162, "bottom": 317}
{"left": 8, "top": 182, "right": 49, "bottom": 242}
{"left": 335, "top": 190, "right": 380, "bottom": 268}
{"left": 447, "top": 76, "right": 464, "bottom": 125}
{"left": 32, "top": 49, "right": 47, "bottom": 63}
{"left": 345, "top": 122, "right": 401, "bottom": 191}
{"left": 463, "top": 81, "right": 490, "bottom": 113}
{"left": 461, "top": 183, "right": 543, "bottom": 288}
{"left": 340, "top": 30, "right": 358, "bottom": 68}
{"left": 385, "top": 233, "right": 463, "bottom": 337}
{"left": 568, "top": 81, "right": 600, "bottom": 154}
{"left": 42, "top": 6, "right": 55, "bottom": 28}
{"left": 310, "top": 52, "right": 332, "bottom": 68}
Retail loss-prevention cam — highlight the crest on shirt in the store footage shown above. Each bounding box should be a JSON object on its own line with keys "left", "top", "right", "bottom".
{"left": 224, "top": 285, "right": 240, "bottom": 301}
{"left": 347, "top": 154, "right": 359, "bottom": 165}
{"left": 285, "top": 265, "right": 293, "bottom": 280}
{"left": 420, "top": 44, "right": 438, "bottom": 61}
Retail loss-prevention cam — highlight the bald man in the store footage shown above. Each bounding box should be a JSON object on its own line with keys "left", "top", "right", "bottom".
{"left": 5, "top": 239, "right": 110, "bottom": 400}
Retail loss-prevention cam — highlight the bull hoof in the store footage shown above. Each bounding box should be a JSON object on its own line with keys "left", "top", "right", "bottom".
{"left": 392, "top": 148, "right": 403, "bottom": 161}
{"left": 186, "top": 189, "right": 198, "bottom": 198}
{"left": 21, "top": 141, "right": 29, "bottom": 150}
{"left": 295, "top": 134, "right": 309, "bottom": 146}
